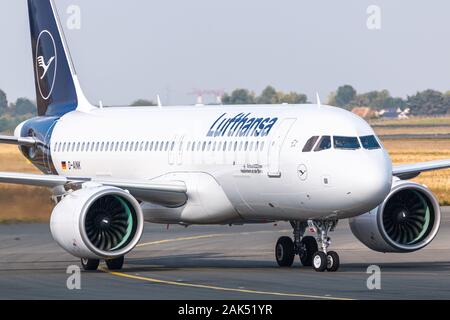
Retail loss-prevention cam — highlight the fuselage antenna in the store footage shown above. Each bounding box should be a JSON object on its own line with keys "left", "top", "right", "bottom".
{"left": 316, "top": 92, "right": 322, "bottom": 108}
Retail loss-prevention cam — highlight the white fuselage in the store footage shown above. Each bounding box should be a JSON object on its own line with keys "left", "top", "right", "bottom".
{"left": 49, "top": 104, "right": 393, "bottom": 225}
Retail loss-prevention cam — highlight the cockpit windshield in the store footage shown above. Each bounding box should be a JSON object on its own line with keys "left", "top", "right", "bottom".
{"left": 314, "top": 136, "right": 331, "bottom": 152}
{"left": 360, "top": 135, "right": 381, "bottom": 150}
{"left": 333, "top": 136, "right": 361, "bottom": 150}
{"left": 302, "top": 136, "right": 320, "bottom": 152}
{"left": 303, "top": 135, "right": 382, "bottom": 152}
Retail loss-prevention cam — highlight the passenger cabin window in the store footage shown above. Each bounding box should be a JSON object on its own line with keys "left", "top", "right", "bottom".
{"left": 314, "top": 136, "right": 331, "bottom": 152}
{"left": 360, "top": 135, "right": 381, "bottom": 150}
{"left": 334, "top": 136, "right": 361, "bottom": 150}
{"left": 303, "top": 136, "right": 320, "bottom": 152}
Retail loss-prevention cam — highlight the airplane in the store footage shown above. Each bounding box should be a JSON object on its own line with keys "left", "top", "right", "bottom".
{"left": 0, "top": 0, "right": 449, "bottom": 272}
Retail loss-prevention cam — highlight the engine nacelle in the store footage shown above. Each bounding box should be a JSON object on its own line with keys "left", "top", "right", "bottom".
{"left": 50, "top": 185, "right": 144, "bottom": 259}
{"left": 349, "top": 180, "right": 441, "bottom": 253}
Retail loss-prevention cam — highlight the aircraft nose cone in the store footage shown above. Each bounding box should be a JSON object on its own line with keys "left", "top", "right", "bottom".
{"left": 357, "top": 151, "right": 393, "bottom": 210}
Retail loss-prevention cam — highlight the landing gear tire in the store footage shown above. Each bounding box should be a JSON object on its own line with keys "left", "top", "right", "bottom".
{"left": 106, "top": 256, "right": 125, "bottom": 270}
{"left": 299, "top": 236, "right": 318, "bottom": 267}
{"left": 275, "top": 237, "right": 295, "bottom": 267}
{"left": 81, "top": 258, "right": 100, "bottom": 271}
{"left": 312, "top": 252, "right": 327, "bottom": 272}
{"left": 326, "top": 251, "right": 340, "bottom": 272}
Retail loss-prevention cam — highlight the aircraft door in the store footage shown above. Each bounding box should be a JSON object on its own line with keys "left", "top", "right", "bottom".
{"left": 267, "top": 118, "right": 296, "bottom": 177}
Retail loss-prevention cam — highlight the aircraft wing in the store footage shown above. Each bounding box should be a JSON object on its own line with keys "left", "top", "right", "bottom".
{"left": 393, "top": 159, "right": 450, "bottom": 180}
{"left": 0, "top": 135, "right": 37, "bottom": 147}
{"left": 0, "top": 172, "right": 187, "bottom": 207}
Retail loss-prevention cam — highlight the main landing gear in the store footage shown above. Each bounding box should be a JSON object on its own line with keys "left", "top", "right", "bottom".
{"left": 80, "top": 256, "right": 125, "bottom": 271}
{"left": 275, "top": 219, "right": 340, "bottom": 272}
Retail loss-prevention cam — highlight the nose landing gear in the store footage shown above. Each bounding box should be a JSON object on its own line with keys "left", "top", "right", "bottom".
{"left": 275, "top": 219, "right": 340, "bottom": 272}
{"left": 310, "top": 219, "right": 340, "bottom": 272}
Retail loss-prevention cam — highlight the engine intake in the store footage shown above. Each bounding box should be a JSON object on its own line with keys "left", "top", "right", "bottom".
{"left": 51, "top": 185, "right": 144, "bottom": 259}
{"left": 349, "top": 180, "right": 441, "bottom": 253}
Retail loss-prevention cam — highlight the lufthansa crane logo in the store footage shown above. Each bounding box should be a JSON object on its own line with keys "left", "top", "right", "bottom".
{"left": 35, "top": 30, "right": 57, "bottom": 100}
{"left": 37, "top": 55, "right": 55, "bottom": 80}
{"left": 297, "top": 164, "right": 308, "bottom": 181}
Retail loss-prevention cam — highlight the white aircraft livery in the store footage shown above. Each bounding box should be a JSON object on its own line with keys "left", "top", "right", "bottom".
{"left": 0, "top": 0, "right": 449, "bottom": 272}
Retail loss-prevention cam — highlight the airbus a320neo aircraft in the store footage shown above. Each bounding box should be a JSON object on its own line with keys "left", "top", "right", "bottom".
{"left": 1, "top": 0, "right": 449, "bottom": 272}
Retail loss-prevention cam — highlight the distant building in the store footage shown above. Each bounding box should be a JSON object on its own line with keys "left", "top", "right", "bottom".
{"left": 379, "top": 108, "right": 410, "bottom": 119}
{"left": 351, "top": 107, "right": 379, "bottom": 119}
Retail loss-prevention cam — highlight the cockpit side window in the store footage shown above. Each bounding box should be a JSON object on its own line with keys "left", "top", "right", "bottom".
{"left": 302, "top": 136, "right": 320, "bottom": 152}
{"left": 314, "top": 136, "right": 331, "bottom": 152}
{"left": 334, "top": 136, "right": 361, "bottom": 150}
{"left": 360, "top": 135, "right": 381, "bottom": 150}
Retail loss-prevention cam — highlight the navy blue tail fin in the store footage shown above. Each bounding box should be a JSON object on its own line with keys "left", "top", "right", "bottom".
{"left": 28, "top": 0, "right": 90, "bottom": 117}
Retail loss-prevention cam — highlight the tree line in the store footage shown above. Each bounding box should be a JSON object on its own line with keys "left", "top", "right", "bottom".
{"left": 327, "top": 85, "right": 450, "bottom": 116}
{"left": 1, "top": 85, "right": 449, "bottom": 133}
{"left": 0, "top": 89, "right": 37, "bottom": 133}
{"left": 223, "top": 85, "right": 450, "bottom": 117}
{"left": 222, "top": 86, "right": 308, "bottom": 105}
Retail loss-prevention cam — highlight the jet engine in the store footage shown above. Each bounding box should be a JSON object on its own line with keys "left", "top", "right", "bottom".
{"left": 349, "top": 180, "right": 441, "bottom": 253}
{"left": 50, "top": 185, "right": 144, "bottom": 259}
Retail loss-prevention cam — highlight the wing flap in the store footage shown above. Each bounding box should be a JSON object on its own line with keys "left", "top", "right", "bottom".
{"left": 93, "top": 178, "right": 188, "bottom": 207}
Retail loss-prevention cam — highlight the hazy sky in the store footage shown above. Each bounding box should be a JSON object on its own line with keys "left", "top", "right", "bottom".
{"left": 1, "top": 0, "right": 449, "bottom": 106}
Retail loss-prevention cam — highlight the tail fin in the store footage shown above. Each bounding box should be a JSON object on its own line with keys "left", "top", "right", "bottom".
{"left": 28, "top": 0, "right": 92, "bottom": 117}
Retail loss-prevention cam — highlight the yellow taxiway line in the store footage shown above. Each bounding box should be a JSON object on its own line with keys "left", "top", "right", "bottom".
{"left": 136, "top": 229, "right": 292, "bottom": 248}
{"left": 102, "top": 230, "right": 354, "bottom": 300}
{"left": 101, "top": 268, "right": 353, "bottom": 300}
{"left": 136, "top": 234, "right": 227, "bottom": 248}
